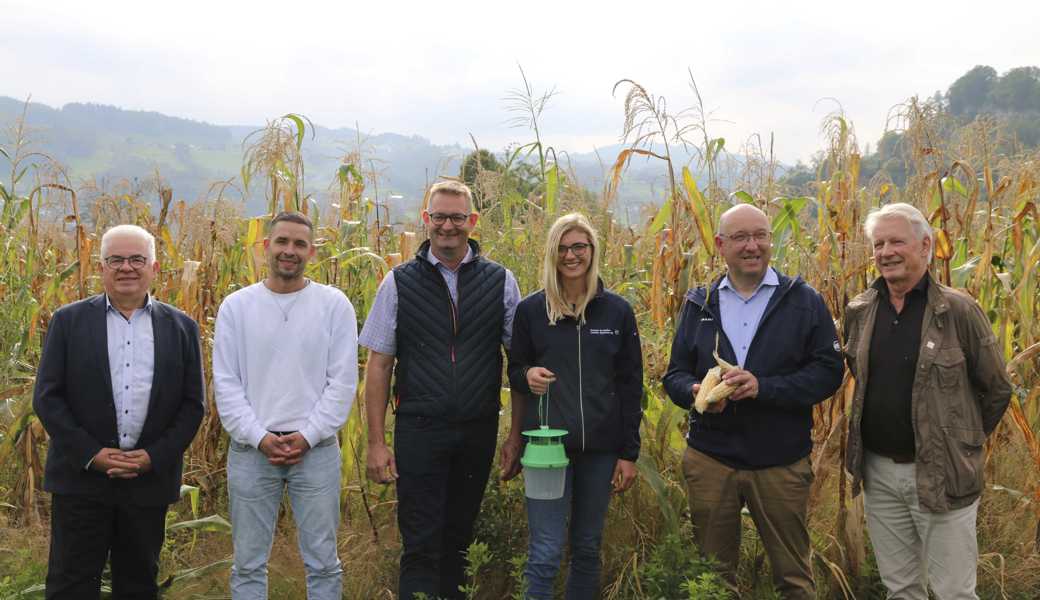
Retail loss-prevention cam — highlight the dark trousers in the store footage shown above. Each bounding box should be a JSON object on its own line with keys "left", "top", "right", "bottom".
{"left": 46, "top": 493, "right": 168, "bottom": 600}
{"left": 394, "top": 415, "right": 498, "bottom": 600}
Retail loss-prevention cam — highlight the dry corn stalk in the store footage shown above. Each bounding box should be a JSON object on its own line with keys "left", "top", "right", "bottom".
{"left": 694, "top": 335, "right": 737, "bottom": 413}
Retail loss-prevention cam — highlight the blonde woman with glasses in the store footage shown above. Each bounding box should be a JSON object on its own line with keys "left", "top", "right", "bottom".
{"left": 502, "top": 212, "right": 644, "bottom": 599}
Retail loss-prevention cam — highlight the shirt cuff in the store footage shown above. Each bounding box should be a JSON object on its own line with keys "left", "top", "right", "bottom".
{"left": 299, "top": 425, "right": 323, "bottom": 450}
{"left": 249, "top": 426, "right": 269, "bottom": 450}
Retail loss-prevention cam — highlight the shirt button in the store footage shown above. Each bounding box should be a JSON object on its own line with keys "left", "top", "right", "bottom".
{"left": 124, "top": 410, "right": 129, "bottom": 414}
{"left": 126, "top": 363, "right": 130, "bottom": 367}
{"left": 125, "top": 385, "right": 129, "bottom": 390}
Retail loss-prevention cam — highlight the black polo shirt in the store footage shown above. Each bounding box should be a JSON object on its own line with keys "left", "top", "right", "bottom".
{"left": 861, "top": 273, "right": 930, "bottom": 459}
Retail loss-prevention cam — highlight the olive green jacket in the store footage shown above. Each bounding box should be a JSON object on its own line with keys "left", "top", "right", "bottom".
{"left": 844, "top": 276, "right": 1012, "bottom": 512}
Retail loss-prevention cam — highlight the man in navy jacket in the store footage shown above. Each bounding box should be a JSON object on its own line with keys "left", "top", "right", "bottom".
{"left": 664, "top": 204, "right": 842, "bottom": 599}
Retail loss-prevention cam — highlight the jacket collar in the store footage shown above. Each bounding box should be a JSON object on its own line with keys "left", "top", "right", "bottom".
{"left": 857, "top": 271, "right": 948, "bottom": 315}
{"left": 104, "top": 292, "right": 154, "bottom": 314}
{"left": 719, "top": 267, "right": 780, "bottom": 297}
{"left": 688, "top": 268, "right": 798, "bottom": 312}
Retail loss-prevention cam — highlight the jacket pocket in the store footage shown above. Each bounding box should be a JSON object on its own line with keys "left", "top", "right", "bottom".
{"left": 933, "top": 347, "right": 965, "bottom": 389}
{"left": 942, "top": 426, "right": 985, "bottom": 499}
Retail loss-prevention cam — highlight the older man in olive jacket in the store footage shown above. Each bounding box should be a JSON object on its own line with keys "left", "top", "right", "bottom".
{"left": 844, "top": 203, "right": 1011, "bottom": 600}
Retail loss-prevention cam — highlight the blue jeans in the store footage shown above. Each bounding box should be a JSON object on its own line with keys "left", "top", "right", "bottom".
{"left": 227, "top": 437, "right": 342, "bottom": 600}
{"left": 525, "top": 451, "right": 616, "bottom": 600}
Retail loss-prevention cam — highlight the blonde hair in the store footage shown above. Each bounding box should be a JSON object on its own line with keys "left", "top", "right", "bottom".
{"left": 427, "top": 180, "right": 474, "bottom": 212}
{"left": 542, "top": 213, "right": 600, "bottom": 325}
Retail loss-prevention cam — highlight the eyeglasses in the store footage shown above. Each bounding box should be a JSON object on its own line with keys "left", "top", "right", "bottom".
{"left": 719, "top": 231, "right": 771, "bottom": 244}
{"left": 104, "top": 255, "right": 149, "bottom": 269}
{"left": 558, "top": 242, "right": 592, "bottom": 257}
{"left": 428, "top": 212, "right": 469, "bottom": 226}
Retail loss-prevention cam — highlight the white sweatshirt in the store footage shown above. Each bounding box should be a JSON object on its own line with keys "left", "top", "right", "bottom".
{"left": 213, "top": 280, "right": 359, "bottom": 449}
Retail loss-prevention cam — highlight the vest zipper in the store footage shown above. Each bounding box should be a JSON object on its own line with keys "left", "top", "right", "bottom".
{"left": 448, "top": 296, "right": 458, "bottom": 363}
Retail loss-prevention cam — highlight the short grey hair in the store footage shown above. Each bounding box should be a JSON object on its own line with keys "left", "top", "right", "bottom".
{"left": 100, "top": 224, "right": 157, "bottom": 262}
{"left": 863, "top": 203, "right": 933, "bottom": 262}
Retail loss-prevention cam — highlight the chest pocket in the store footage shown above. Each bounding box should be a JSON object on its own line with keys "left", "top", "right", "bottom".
{"left": 933, "top": 347, "right": 965, "bottom": 389}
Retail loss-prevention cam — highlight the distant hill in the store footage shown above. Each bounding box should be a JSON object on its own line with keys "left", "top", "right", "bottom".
{"left": 0, "top": 96, "right": 735, "bottom": 220}
{"left": 789, "top": 65, "right": 1040, "bottom": 190}
{"left": 0, "top": 96, "right": 468, "bottom": 217}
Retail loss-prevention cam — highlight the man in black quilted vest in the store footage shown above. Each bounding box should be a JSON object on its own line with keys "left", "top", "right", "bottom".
{"left": 361, "top": 180, "right": 521, "bottom": 600}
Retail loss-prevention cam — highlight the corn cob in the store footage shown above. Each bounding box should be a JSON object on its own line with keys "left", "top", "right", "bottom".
{"left": 693, "top": 335, "right": 738, "bottom": 413}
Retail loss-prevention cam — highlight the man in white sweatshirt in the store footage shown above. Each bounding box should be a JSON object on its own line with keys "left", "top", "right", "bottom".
{"left": 213, "top": 211, "right": 358, "bottom": 600}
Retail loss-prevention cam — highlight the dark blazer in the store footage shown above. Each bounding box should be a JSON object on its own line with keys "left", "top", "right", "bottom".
{"left": 33, "top": 294, "right": 205, "bottom": 506}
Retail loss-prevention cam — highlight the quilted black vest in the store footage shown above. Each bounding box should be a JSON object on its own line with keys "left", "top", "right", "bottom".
{"left": 393, "top": 239, "right": 506, "bottom": 421}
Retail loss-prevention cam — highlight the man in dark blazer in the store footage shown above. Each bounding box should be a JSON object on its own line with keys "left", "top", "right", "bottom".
{"left": 33, "top": 224, "right": 205, "bottom": 600}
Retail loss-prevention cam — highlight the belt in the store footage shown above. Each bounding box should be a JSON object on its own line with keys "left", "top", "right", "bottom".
{"left": 268, "top": 430, "right": 298, "bottom": 436}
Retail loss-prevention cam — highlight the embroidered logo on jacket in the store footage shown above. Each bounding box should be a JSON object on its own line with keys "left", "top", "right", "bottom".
{"left": 590, "top": 328, "right": 619, "bottom": 335}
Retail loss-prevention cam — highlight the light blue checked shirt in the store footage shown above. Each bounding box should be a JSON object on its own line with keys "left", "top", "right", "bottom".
{"left": 717, "top": 268, "right": 779, "bottom": 367}
{"left": 359, "top": 246, "right": 521, "bottom": 355}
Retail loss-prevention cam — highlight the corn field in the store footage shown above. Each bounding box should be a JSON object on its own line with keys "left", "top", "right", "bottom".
{"left": 1, "top": 80, "right": 1038, "bottom": 599}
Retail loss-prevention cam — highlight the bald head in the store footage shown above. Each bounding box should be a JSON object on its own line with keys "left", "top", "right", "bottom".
{"left": 715, "top": 203, "right": 772, "bottom": 289}
{"left": 718, "top": 204, "right": 768, "bottom": 234}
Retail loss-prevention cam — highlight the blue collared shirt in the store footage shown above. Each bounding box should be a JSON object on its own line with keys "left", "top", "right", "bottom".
{"left": 106, "top": 294, "right": 155, "bottom": 449}
{"left": 718, "top": 268, "right": 779, "bottom": 367}
{"left": 359, "top": 246, "right": 521, "bottom": 356}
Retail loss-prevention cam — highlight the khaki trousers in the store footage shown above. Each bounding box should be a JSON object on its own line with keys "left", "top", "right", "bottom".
{"left": 681, "top": 446, "right": 815, "bottom": 600}
{"left": 863, "top": 451, "right": 979, "bottom": 600}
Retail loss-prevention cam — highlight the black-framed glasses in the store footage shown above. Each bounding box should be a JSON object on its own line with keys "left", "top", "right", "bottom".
{"left": 558, "top": 242, "right": 592, "bottom": 257}
{"left": 104, "top": 255, "right": 149, "bottom": 269}
{"left": 719, "top": 231, "right": 770, "bottom": 244}
{"left": 428, "top": 212, "right": 469, "bottom": 226}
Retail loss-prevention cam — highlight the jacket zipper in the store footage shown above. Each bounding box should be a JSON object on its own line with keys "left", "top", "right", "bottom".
{"left": 576, "top": 317, "right": 586, "bottom": 451}
{"left": 431, "top": 263, "right": 460, "bottom": 403}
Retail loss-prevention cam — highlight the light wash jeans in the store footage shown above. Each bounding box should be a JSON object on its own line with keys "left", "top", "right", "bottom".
{"left": 524, "top": 451, "right": 616, "bottom": 600}
{"left": 863, "top": 451, "right": 980, "bottom": 600}
{"left": 227, "top": 436, "right": 342, "bottom": 600}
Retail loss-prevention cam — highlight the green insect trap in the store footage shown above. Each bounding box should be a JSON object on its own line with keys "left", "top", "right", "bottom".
{"left": 520, "top": 389, "right": 569, "bottom": 500}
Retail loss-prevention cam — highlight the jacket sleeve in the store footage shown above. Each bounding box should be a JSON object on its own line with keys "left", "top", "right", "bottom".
{"left": 960, "top": 301, "right": 1012, "bottom": 435}
{"left": 756, "top": 291, "right": 844, "bottom": 410}
{"left": 841, "top": 308, "right": 857, "bottom": 376}
{"left": 32, "top": 308, "right": 104, "bottom": 468}
{"left": 506, "top": 301, "right": 535, "bottom": 395}
{"left": 143, "top": 314, "right": 206, "bottom": 474}
{"left": 663, "top": 300, "right": 700, "bottom": 410}
{"left": 616, "top": 302, "right": 643, "bottom": 461}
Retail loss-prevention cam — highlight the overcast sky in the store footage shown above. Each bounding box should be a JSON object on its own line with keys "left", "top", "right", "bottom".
{"left": 2, "top": 0, "right": 1037, "bottom": 164}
